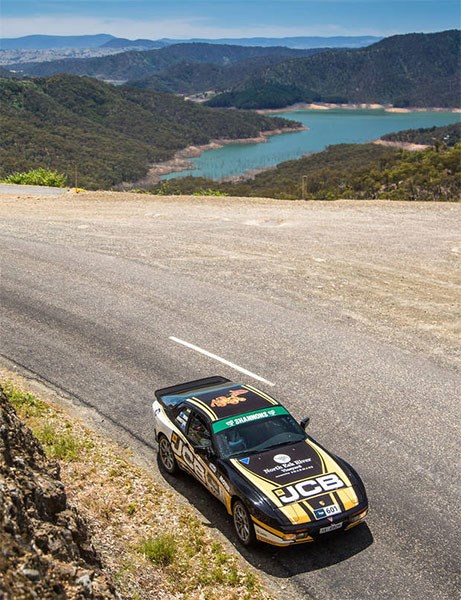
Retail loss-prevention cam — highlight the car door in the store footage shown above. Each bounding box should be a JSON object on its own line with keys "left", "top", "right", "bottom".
{"left": 184, "top": 410, "right": 229, "bottom": 503}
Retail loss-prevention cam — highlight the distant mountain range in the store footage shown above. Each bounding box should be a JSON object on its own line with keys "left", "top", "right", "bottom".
{"left": 0, "top": 34, "right": 115, "bottom": 50}
{"left": 7, "top": 30, "right": 459, "bottom": 109}
{"left": 207, "top": 30, "right": 461, "bottom": 109}
{"left": 9, "top": 43, "right": 328, "bottom": 80}
{"left": 0, "top": 33, "right": 380, "bottom": 51}
{"left": 158, "top": 36, "right": 382, "bottom": 49}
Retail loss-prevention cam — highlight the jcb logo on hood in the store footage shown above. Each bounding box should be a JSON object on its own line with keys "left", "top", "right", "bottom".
{"left": 275, "top": 473, "right": 345, "bottom": 504}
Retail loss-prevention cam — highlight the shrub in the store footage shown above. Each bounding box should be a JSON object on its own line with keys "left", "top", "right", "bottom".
{"left": 2, "top": 381, "right": 46, "bottom": 418}
{"left": 1, "top": 167, "right": 67, "bottom": 187}
{"left": 137, "top": 534, "right": 177, "bottom": 566}
{"left": 36, "top": 423, "right": 82, "bottom": 461}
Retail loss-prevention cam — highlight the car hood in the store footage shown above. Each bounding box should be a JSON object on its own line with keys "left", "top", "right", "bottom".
{"left": 230, "top": 438, "right": 360, "bottom": 525}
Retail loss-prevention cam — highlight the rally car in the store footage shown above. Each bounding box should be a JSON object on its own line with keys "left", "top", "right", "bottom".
{"left": 152, "top": 376, "right": 368, "bottom": 546}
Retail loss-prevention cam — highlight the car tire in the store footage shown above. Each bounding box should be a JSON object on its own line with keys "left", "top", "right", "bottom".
{"left": 158, "top": 435, "right": 178, "bottom": 475}
{"left": 233, "top": 500, "right": 256, "bottom": 546}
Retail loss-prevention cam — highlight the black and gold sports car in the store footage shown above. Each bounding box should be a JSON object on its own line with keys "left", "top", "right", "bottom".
{"left": 152, "top": 376, "right": 368, "bottom": 546}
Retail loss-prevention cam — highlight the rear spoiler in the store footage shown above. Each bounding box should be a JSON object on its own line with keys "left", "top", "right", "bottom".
{"left": 155, "top": 376, "right": 231, "bottom": 401}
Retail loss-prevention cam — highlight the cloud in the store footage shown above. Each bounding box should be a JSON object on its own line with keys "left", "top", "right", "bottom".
{"left": 0, "top": 15, "right": 399, "bottom": 39}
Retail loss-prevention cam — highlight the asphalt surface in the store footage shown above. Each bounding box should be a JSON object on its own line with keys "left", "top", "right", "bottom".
{"left": 0, "top": 193, "right": 460, "bottom": 600}
{"left": 0, "top": 183, "right": 70, "bottom": 196}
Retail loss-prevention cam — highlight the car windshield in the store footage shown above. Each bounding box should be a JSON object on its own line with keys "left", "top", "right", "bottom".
{"left": 213, "top": 414, "right": 306, "bottom": 459}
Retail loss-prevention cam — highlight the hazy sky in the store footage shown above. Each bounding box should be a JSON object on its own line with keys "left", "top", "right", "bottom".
{"left": 1, "top": 1, "right": 460, "bottom": 39}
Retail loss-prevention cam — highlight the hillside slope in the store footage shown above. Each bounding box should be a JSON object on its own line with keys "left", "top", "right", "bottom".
{"left": 0, "top": 75, "right": 298, "bottom": 189}
{"left": 127, "top": 52, "right": 327, "bottom": 94}
{"left": 208, "top": 30, "right": 461, "bottom": 109}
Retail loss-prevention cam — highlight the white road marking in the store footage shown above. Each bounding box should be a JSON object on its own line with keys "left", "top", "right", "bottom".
{"left": 169, "top": 336, "right": 275, "bottom": 386}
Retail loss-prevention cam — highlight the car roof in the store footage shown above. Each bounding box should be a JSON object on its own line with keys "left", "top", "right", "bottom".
{"left": 162, "top": 381, "right": 280, "bottom": 422}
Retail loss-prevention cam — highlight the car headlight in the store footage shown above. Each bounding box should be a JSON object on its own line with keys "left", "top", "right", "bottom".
{"left": 350, "top": 509, "right": 368, "bottom": 523}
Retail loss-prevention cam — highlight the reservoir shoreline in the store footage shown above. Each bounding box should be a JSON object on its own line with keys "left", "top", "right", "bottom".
{"left": 130, "top": 125, "right": 305, "bottom": 186}
{"left": 130, "top": 108, "right": 460, "bottom": 185}
{"left": 257, "top": 102, "right": 461, "bottom": 114}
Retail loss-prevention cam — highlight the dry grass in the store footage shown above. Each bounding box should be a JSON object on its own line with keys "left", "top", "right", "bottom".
{"left": 1, "top": 374, "right": 274, "bottom": 600}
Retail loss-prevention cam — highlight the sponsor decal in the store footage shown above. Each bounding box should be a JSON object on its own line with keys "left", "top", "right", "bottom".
{"left": 262, "top": 457, "right": 313, "bottom": 479}
{"left": 219, "top": 475, "right": 230, "bottom": 492}
{"left": 274, "top": 473, "right": 345, "bottom": 505}
{"left": 212, "top": 405, "right": 289, "bottom": 433}
{"left": 175, "top": 408, "right": 191, "bottom": 433}
{"left": 319, "top": 522, "right": 342, "bottom": 534}
{"left": 239, "top": 457, "right": 250, "bottom": 465}
{"left": 169, "top": 433, "right": 225, "bottom": 500}
{"left": 274, "top": 454, "right": 291, "bottom": 464}
{"left": 171, "top": 434, "right": 206, "bottom": 484}
{"left": 210, "top": 389, "right": 248, "bottom": 408}
{"left": 313, "top": 503, "right": 341, "bottom": 520}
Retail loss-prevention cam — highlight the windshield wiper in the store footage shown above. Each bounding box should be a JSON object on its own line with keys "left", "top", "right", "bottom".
{"left": 257, "top": 438, "right": 305, "bottom": 453}
{"left": 228, "top": 448, "right": 260, "bottom": 458}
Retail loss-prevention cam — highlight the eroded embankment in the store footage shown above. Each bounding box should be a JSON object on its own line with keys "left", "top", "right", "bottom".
{"left": 0, "top": 386, "right": 117, "bottom": 600}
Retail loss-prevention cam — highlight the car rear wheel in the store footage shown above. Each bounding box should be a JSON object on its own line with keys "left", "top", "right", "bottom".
{"left": 233, "top": 500, "right": 256, "bottom": 546}
{"left": 158, "top": 435, "right": 178, "bottom": 474}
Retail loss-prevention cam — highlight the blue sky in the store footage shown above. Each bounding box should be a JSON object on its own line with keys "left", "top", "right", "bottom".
{"left": 1, "top": 1, "right": 460, "bottom": 40}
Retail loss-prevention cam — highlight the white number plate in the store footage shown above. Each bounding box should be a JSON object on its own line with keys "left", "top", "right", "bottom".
{"left": 319, "top": 522, "right": 343, "bottom": 534}
{"left": 313, "top": 503, "right": 341, "bottom": 520}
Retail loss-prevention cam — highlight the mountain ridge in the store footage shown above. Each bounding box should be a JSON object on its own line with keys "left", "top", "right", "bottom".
{"left": 207, "top": 30, "right": 461, "bottom": 109}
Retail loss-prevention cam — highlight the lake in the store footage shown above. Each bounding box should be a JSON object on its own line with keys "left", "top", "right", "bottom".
{"left": 162, "top": 109, "right": 460, "bottom": 181}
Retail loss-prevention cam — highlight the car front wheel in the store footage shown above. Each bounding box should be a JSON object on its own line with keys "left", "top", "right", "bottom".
{"left": 233, "top": 500, "right": 256, "bottom": 546}
{"left": 158, "top": 435, "right": 178, "bottom": 474}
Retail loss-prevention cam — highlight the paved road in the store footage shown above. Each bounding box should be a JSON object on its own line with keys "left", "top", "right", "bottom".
{"left": 0, "top": 194, "right": 460, "bottom": 600}
{"left": 0, "top": 183, "right": 70, "bottom": 196}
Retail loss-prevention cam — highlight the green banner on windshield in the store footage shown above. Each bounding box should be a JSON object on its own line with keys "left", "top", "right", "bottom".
{"left": 212, "top": 405, "right": 289, "bottom": 433}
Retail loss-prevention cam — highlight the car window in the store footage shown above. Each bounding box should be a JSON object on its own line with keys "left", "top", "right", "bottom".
{"left": 174, "top": 405, "right": 192, "bottom": 433}
{"left": 187, "top": 412, "right": 211, "bottom": 448}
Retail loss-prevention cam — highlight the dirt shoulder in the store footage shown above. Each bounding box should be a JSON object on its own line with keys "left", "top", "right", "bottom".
{"left": 0, "top": 191, "right": 459, "bottom": 371}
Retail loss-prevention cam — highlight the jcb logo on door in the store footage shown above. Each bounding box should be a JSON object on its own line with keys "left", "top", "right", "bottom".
{"left": 274, "top": 473, "right": 345, "bottom": 505}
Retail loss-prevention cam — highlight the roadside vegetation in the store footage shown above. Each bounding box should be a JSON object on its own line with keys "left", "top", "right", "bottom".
{"left": 1, "top": 374, "right": 273, "bottom": 600}
{"left": 0, "top": 167, "right": 67, "bottom": 187}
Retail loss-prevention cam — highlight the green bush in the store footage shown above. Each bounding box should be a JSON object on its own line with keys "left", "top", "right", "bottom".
{"left": 137, "top": 533, "right": 177, "bottom": 566}
{"left": 36, "top": 423, "right": 82, "bottom": 461}
{"left": 2, "top": 381, "right": 46, "bottom": 418}
{"left": 1, "top": 167, "right": 67, "bottom": 187}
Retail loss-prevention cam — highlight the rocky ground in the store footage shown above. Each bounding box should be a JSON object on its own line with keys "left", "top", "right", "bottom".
{"left": 0, "top": 387, "right": 117, "bottom": 600}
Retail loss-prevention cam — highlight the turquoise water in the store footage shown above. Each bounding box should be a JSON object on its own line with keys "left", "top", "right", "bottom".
{"left": 162, "top": 109, "right": 460, "bottom": 180}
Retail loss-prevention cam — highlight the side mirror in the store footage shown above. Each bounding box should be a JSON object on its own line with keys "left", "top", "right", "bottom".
{"left": 300, "top": 417, "right": 310, "bottom": 430}
{"left": 196, "top": 445, "right": 215, "bottom": 459}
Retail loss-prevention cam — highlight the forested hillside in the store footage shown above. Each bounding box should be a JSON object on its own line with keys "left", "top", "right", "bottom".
{"left": 0, "top": 75, "right": 298, "bottom": 189}
{"left": 208, "top": 30, "right": 461, "bottom": 109}
{"left": 127, "top": 53, "right": 326, "bottom": 94}
{"left": 13, "top": 43, "right": 322, "bottom": 80}
{"left": 381, "top": 122, "right": 460, "bottom": 146}
{"left": 0, "top": 66, "right": 16, "bottom": 77}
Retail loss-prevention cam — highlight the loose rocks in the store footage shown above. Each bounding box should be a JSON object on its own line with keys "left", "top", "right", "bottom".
{"left": 0, "top": 387, "right": 118, "bottom": 600}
